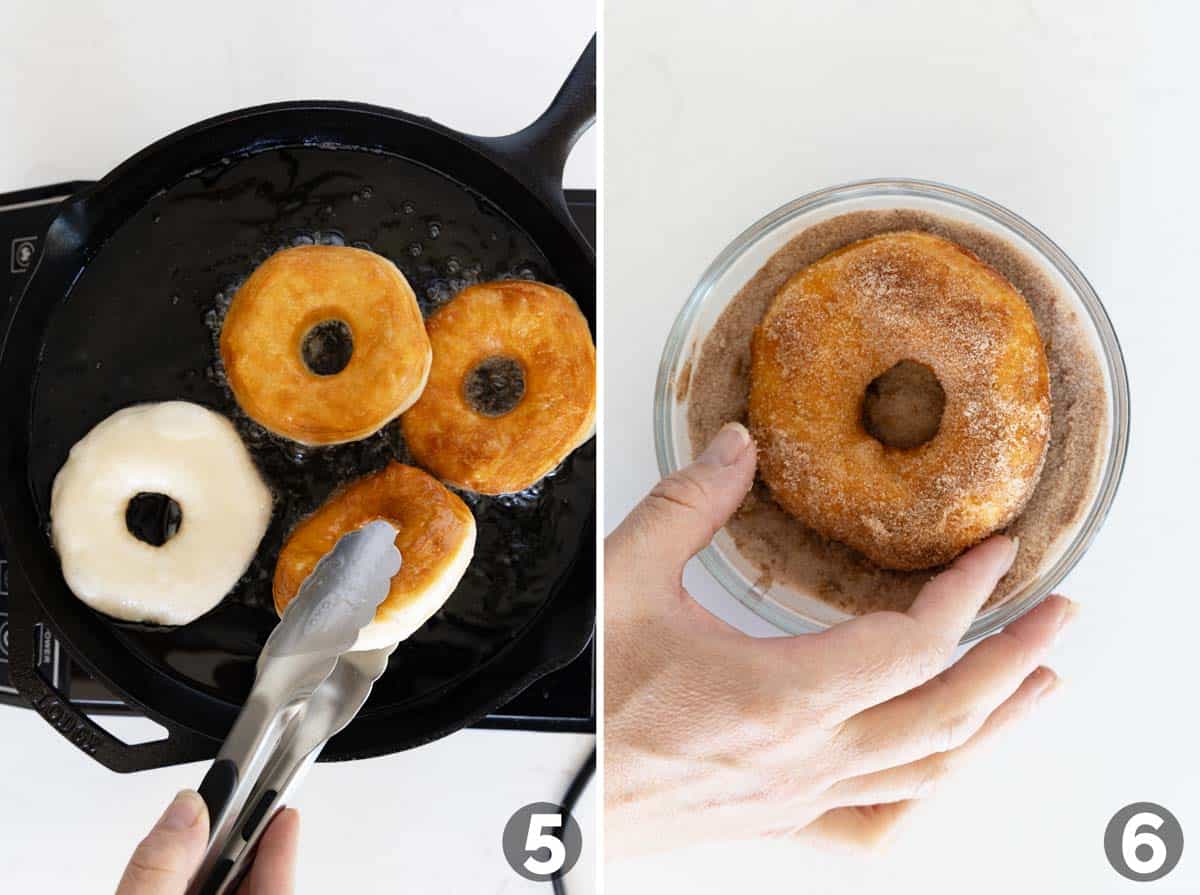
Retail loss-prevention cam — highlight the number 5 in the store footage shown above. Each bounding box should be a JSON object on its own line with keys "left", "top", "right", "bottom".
{"left": 1123, "top": 811, "right": 1168, "bottom": 874}
{"left": 524, "top": 813, "right": 566, "bottom": 874}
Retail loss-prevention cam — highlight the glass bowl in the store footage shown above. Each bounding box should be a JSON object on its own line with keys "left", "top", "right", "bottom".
{"left": 654, "top": 178, "right": 1129, "bottom": 643}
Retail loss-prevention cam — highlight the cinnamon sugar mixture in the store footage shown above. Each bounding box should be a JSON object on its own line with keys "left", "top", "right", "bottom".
{"left": 685, "top": 210, "right": 1107, "bottom": 614}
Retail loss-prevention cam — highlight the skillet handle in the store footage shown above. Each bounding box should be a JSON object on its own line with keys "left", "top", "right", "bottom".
{"left": 6, "top": 565, "right": 217, "bottom": 772}
{"left": 474, "top": 34, "right": 596, "bottom": 217}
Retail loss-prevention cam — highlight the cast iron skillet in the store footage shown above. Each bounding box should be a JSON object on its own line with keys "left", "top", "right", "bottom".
{"left": 0, "top": 38, "right": 596, "bottom": 772}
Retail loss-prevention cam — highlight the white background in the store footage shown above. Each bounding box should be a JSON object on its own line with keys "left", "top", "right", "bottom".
{"left": 604, "top": 1, "right": 1199, "bottom": 893}
{"left": 0, "top": 3, "right": 596, "bottom": 894}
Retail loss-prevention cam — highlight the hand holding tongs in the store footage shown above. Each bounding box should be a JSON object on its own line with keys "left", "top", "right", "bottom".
{"left": 186, "top": 520, "right": 402, "bottom": 895}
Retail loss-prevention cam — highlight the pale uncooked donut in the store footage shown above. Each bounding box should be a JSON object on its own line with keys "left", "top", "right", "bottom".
{"left": 51, "top": 402, "right": 273, "bottom": 625}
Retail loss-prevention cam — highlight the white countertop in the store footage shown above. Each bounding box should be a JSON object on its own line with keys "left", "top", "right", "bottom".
{"left": 603, "top": 1, "right": 1199, "bottom": 892}
{"left": 0, "top": 3, "right": 596, "bottom": 893}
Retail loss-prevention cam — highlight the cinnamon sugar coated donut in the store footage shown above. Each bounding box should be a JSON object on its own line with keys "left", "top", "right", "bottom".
{"left": 220, "top": 245, "right": 431, "bottom": 445}
{"left": 274, "top": 462, "right": 476, "bottom": 651}
{"left": 749, "top": 231, "right": 1050, "bottom": 570}
{"left": 402, "top": 281, "right": 596, "bottom": 495}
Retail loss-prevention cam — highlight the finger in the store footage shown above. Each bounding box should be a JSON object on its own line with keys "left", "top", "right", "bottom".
{"left": 907, "top": 535, "right": 1019, "bottom": 635}
{"left": 116, "top": 791, "right": 209, "bottom": 895}
{"left": 836, "top": 595, "right": 1074, "bottom": 777}
{"left": 799, "top": 801, "right": 916, "bottom": 852}
{"left": 796, "top": 666, "right": 1056, "bottom": 852}
{"left": 826, "top": 665, "right": 1059, "bottom": 808}
{"left": 796, "top": 536, "right": 1020, "bottom": 717}
{"left": 607, "top": 422, "right": 756, "bottom": 583}
{"left": 239, "top": 808, "right": 299, "bottom": 895}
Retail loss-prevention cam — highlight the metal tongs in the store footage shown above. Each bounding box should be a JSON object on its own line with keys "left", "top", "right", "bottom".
{"left": 186, "top": 520, "right": 403, "bottom": 895}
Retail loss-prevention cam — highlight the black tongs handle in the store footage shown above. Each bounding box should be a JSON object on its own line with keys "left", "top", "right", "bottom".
{"left": 197, "top": 759, "right": 241, "bottom": 837}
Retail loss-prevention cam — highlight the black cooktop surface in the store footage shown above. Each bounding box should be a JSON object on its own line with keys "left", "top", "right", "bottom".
{"left": 0, "top": 181, "right": 596, "bottom": 733}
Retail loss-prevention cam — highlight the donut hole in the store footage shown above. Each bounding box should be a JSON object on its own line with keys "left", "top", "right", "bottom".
{"left": 125, "top": 492, "right": 183, "bottom": 547}
{"left": 464, "top": 355, "right": 526, "bottom": 417}
{"left": 301, "top": 319, "right": 354, "bottom": 376}
{"left": 861, "top": 360, "right": 946, "bottom": 450}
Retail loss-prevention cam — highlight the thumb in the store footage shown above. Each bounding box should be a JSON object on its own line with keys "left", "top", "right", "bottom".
{"left": 116, "top": 790, "right": 209, "bottom": 895}
{"left": 611, "top": 422, "right": 756, "bottom": 580}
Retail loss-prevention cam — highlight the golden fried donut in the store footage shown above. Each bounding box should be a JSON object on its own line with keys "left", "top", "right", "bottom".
{"left": 220, "top": 245, "right": 431, "bottom": 445}
{"left": 402, "top": 281, "right": 596, "bottom": 495}
{"left": 748, "top": 231, "right": 1050, "bottom": 570}
{"left": 274, "top": 462, "right": 475, "bottom": 651}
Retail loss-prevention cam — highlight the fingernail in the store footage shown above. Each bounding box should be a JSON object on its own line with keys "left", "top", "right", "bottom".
{"left": 698, "top": 422, "right": 751, "bottom": 467}
{"left": 1056, "top": 597, "right": 1078, "bottom": 638}
{"left": 1061, "top": 598, "right": 1079, "bottom": 626}
{"left": 1036, "top": 670, "right": 1061, "bottom": 700}
{"left": 159, "top": 790, "right": 203, "bottom": 831}
{"left": 1009, "top": 536, "right": 1020, "bottom": 561}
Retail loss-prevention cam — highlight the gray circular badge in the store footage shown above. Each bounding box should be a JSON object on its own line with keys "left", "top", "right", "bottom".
{"left": 1104, "top": 802, "right": 1184, "bottom": 881}
{"left": 502, "top": 801, "right": 583, "bottom": 882}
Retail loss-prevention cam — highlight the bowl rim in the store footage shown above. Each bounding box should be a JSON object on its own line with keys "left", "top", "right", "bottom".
{"left": 654, "top": 177, "right": 1130, "bottom": 643}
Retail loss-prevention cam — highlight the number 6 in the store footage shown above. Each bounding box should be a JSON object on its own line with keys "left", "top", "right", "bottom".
{"left": 1123, "top": 811, "right": 1168, "bottom": 874}
{"left": 524, "top": 812, "right": 566, "bottom": 874}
